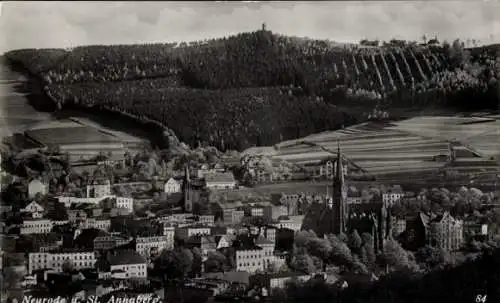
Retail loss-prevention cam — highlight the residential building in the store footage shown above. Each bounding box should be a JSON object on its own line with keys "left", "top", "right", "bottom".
{"left": 108, "top": 251, "right": 148, "bottom": 279}
{"left": 271, "top": 216, "right": 304, "bottom": 232}
{"left": 250, "top": 206, "right": 265, "bottom": 217}
{"left": 424, "top": 212, "right": 464, "bottom": 251}
{"left": 391, "top": 217, "right": 407, "bottom": 236}
{"left": 86, "top": 176, "right": 111, "bottom": 198}
{"left": 199, "top": 215, "right": 215, "bottom": 226}
{"left": 115, "top": 197, "right": 134, "bottom": 213}
{"left": 28, "top": 178, "right": 48, "bottom": 199}
{"left": 136, "top": 236, "right": 168, "bottom": 259}
{"left": 94, "top": 236, "right": 130, "bottom": 251}
{"left": 204, "top": 172, "right": 236, "bottom": 190}
{"left": 28, "top": 251, "right": 96, "bottom": 274}
{"left": 21, "top": 201, "right": 45, "bottom": 219}
{"left": 235, "top": 245, "right": 265, "bottom": 273}
{"left": 223, "top": 209, "right": 245, "bottom": 225}
{"left": 21, "top": 219, "right": 54, "bottom": 235}
{"left": 382, "top": 186, "right": 404, "bottom": 207}
{"left": 255, "top": 235, "right": 275, "bottom": 270}
{"left": 176, "top": 225, "right": 211, "bottom": 240}
{"left": 80, "top": 218, "right": 111, "bottom": 231}
{"left": 164, "top": 178, "right": 183, "bottom": 194}
{"left": 163, "top": 225, "right": 176, "bottom": 249}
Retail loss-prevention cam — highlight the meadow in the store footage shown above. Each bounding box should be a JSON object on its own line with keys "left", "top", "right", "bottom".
{"left": 245, "top": 115, "right": 500, "bottom": 179}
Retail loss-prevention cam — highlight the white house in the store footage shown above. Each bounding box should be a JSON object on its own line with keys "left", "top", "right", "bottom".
{"left": 28, "top": 179, "right": 48, "bottom": 199}
{"left": 164, "top": 178, "right": 183, "bottom": 194}
{"left": 21, "top": 201, "right": 45, "bottom": 219}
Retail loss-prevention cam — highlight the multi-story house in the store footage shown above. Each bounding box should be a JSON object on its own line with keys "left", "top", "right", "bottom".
{"left": 115, "top": 197, "right": 134, "bottom": 213}
{"left": 21, "top": 201, "right": 45, "bottom": 219}
{"left": 223, "top": 209, "right": 245, "bottom": 225}
{"left": 162, "top": 225, "right": 176, "bottom": 249}
{"left": 80, "top": 218, "right": 111, "bottom": 231}
{"left": 94, "top": 235, "right": 130, "bottom": 251}
{"left": 250, "top": 206, "right": 265, "bottom": 217}
{"left": 175, "top": 225, "right": 211, "bottom": 241}
{"left": 425, "top": 212, "right": 464, "bottom": 251}
{"left": 235, "top": 241, "right": 266, "bottom": 273}
{"left": 86, "top": 177, "right": 111, "bottom": 198}
{"left": 382, "top": 186, "right": 404, "bottom": 207}
{"left": 255, "top": 235, "right": 275, "bottom": 270}
{"left": 391, "top": 217, "right": 407, "bottom": 237}
{"left": 198, "top": 215, "right": 215, "bottom": 226}
{"left": 28, "top": 251, "right": 96, "bottom": 274}
{"left": 135, "top": 236, "right": 168, "bottom": 259}
{"left": 21, "top": 219, "right": 54, "bottom": 235}
{"left": 164, "top": 178, "right": 183, "bottom": 194}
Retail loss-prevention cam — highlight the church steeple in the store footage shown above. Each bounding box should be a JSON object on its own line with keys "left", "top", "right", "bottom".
{"left": 332, "top": 141, "right": 347, "bottom": 235}
{"left": 184, "top": 163, "right": 192, "bottom": 212}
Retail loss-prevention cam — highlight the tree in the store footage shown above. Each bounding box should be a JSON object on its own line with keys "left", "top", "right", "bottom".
{"left": 294, "top": 230, "right": 316, "bottom": 248}
{"left": 204, "top": 251, "right": 228, "bottom": 273}
{"left": 62, "top": 259, "right": 75, "bottom": 273}
{"left": 380, "top": 239, "right": 418, "bottom": 272}
{"left": 191, "top": 247, "right": 203, "bottom": 276}
{"left": 326, "top": 234, "right": 353, "bottom": 265}
{"left": 155, "top": 248, "right": 194, "bottom": 302}
{"left": 348, "top": 229, "right": 363, "bottom": 254}
{"left": 290, "top": 253, "right": 316, "bottom": 274}
{"left": 305, "top": 238, "right": 332, "bottom": 261}
{"left": 416, "top": 246, "right": 450, "bottom": 271}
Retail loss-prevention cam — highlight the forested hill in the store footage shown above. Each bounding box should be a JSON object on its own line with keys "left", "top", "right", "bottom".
{"left": 4, "top": 30, "right": 500, "bottom": 151}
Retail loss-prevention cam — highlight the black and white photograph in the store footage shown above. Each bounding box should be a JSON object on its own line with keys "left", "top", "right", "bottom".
{"left": 0, "top": 1, "right": 499, "bottom": 303}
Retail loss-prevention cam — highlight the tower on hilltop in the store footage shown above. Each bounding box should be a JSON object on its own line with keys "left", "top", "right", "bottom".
{"left": 262, "top": 22, "right": 267, "bottom": 31}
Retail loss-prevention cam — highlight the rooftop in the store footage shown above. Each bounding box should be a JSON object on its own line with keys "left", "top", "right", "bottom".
{"left": 204, "top": 172, "right": 235, "bottom": 183}
{"left": 108, "top": 250, "right": 146, "bottom": 266}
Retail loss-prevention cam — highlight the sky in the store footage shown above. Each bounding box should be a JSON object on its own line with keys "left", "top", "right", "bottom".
{"left": 0, "top": 1, "right": 499, "bottom": 53}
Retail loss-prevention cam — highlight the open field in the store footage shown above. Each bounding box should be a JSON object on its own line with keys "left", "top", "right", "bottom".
{"left": 243, "top": 116, "right": 500, "bottom": 178}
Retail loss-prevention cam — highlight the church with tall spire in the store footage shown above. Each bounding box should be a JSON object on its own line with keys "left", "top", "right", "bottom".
{"left": 318, "top": 142, "right": 348, "bottom": 236}
{"left": 312, "top": 143, "right": 392, "bottom": 253}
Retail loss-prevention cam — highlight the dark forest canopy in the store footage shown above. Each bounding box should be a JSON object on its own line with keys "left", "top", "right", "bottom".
{"left": 4, "top": 30, "right": 500, "bottom": 151}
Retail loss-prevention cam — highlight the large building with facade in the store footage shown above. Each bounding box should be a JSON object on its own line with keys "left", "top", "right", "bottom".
{"left": 28, "top": 251, "right": 96, "bottom": 274}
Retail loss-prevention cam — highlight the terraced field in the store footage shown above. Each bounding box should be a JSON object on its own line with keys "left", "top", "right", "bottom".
{"left": 244, "top": 115, "right": 500, "bottom": 178}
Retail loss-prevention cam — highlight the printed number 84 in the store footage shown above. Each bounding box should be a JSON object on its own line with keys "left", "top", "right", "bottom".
{"left": 476, "top": 295, "right": 487, "bottom": 303}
